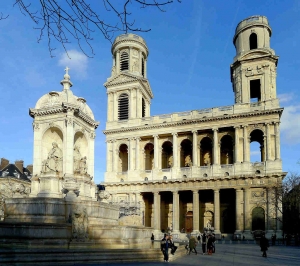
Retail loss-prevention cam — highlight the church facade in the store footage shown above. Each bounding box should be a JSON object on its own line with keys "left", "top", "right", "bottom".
{"left": 103, "top": 16, "right": 286, "bottom": 238}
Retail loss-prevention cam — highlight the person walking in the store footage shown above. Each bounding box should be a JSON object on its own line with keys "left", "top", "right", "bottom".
{"left": 260, "top": 234, "right": 269, "bottom": 258}
{"left": 201, "top": 233, "right": 207, "bottom": 255}
{"left": 169, "top": 235, "right": 177, "bottom": 255}
{"left": 161, "top": 234, "right": 171, "bottom": 262}
{"left": 188, "top": 236, "right": 198, "bottom": 255}
{"left": 207, "top": 235, "right": 213, "bottom": 255}
{"left": 212, "top": 233, "right": 216, "bottom": 253}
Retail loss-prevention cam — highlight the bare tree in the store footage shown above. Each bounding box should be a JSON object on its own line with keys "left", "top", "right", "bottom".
{"left": 268, "top": 173, "right": 300, "bottom": 234}
{"left": 2, "top": 0, "right": 181, "bottom": 57}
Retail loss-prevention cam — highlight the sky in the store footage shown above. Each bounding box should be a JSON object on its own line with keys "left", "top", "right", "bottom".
{"left": 0, "top": 0, "right": 299, "bottom": 183}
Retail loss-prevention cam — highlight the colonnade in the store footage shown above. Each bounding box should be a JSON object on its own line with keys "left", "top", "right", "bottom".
{"left": 105, "top": 123, "right": 281, "bottom": 173}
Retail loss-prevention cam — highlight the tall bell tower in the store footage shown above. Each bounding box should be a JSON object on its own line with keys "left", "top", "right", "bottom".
{"left": 231, "top": 16, "right": 279, "bottom": 108}
{"left": 104, "top": 34, "right": 153, "bottom": 129}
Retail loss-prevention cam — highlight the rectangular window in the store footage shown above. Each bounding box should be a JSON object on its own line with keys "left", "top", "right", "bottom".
{"left": 250, "top": 79, "right": 261, "bottom": 102}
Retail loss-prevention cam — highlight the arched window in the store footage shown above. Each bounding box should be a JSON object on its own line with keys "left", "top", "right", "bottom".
{"left": 249, "top": 33, "right": 258, "bottom": 50}
{"left": 220, "top": 135, "right": 234, "bottom": 165}
{"left": 142, "top": 98, "right": 146, "bottom": 118}
{"left": 118, "top": 93, "right": 129, "bottom": 120}
{"left": 144, "top": 143, "right": 154, "bottom": 170}
{"left": 200, "top": 137, "right": 212, "bottom": 166}
{"left": 162, "top": 141, "right": 173, "bottom": 168}
{"left": 119, "top": 144, "right": 128, "bottom": 172}
{"left": 250, "top": 129, "right": 264, "bottom": 162}
{"left": 180, "top": 139, "right": 192, "bottom": 167}
{"left": 120, "top": 52, "right": 129, "bottom": 71}
{"left": 141, "top": 58, "right": 145, "bottom": 77}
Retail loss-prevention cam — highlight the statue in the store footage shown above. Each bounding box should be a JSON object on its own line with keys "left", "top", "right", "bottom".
{"left": 41, "top": 142, "right": 63, "bottom": 173}
{"left": 79, "top": 156, "right": 88, "bottom": 175}
{"left": 73, "top": 145, "right": 81, "bottom": 174}
{"left": 71, "top": 206, "right": 89, "bottom": 241}
{"left": 206, "top": 220, "right": 212, "bottom": 229}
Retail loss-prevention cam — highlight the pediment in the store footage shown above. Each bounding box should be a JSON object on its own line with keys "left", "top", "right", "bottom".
{"left": 239, "top": 50, "right": 274, "bottom": 61}
{"left": 104, "top": 73, "right": 139, "bottom": 87}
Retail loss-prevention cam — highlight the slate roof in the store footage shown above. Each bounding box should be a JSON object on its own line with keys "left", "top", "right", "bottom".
{"left": 0, "top": 164, "right": 31, "bottom": 182}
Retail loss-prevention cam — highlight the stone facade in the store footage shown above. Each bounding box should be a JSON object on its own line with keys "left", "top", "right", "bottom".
{"left": 102, "top": 16, "right": 286, "bottom": 239}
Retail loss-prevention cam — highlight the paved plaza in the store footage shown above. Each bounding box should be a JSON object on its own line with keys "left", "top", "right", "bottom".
{"left": 91, "top": 243, "right": 300, "bottom": 266}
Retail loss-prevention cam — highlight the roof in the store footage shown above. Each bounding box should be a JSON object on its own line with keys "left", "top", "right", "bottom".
{"left": 0, "top": 164, "right": 31, "bottom": 182}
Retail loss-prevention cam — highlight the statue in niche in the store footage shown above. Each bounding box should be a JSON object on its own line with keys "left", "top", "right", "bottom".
{"left": 73, "top": 145, "right": 88, "bottom": 175}
{"left": 206, "top": 219, "right": 212, "bottom": 229}
{"left": 71, "top": 206, "right": 89, "bottom": 241}
{"left": 41, "top": 142, "right": 63, "bottom": 173}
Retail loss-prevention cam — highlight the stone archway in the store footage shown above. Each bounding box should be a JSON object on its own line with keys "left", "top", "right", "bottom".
{"left": 185, "top": 211, "right": 193, "bottom": 233}
{"left": 252, "top": 207, "right": 265, "bottom": 231}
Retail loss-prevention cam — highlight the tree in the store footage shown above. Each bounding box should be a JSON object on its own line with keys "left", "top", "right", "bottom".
{"left": 1, "top": 0, "right": 181, "bottom": 57}
{"left": 268, "top": 173, "right": 300, "bottom": 234}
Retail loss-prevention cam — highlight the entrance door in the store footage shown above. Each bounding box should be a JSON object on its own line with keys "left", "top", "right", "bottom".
{"left": 185, "top": 211, "right": 193, "bottom": 233}
{"left": 252, "top": 207, "right": 265, "bottom": 231}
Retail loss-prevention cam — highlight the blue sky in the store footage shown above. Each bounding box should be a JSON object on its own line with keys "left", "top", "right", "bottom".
{"left": 0, "top": 0, "right": 299, "bottom": 183}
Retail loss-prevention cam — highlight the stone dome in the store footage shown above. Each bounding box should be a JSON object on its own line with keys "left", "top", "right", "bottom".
{"left": 34, "top": 70, "right": 94, "bottom": 119}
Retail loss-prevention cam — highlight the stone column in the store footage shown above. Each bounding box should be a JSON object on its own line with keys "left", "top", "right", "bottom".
{"left": 116, "top": 50, "right": 120, "bottom": 74}
{"left": 153, "top": 135, "right": 159, "bottom": 169}
{"left": 214, "top": 189, "right": 221, "bottom": 234}
{"left": 153, "top": 192, "right": 161, "bottom": 232}
{"left": 106, "top": 140, "right": 113, "bottom": 172}
{"left": 274, "top": 122, "right": 281, "bottom": 160}
{"left": 213, "top": 128, "right": 219, "bottom": 165}
{"left": 113, "top": 92, "right": 118, "bottom": 121}
{"left": 65, "top": 114, "right": 74, "bottom": 175}
{"left": 243, "top": 125, "right": 250, "bottom": 162}
{"left": 234, "top": 126, "right": 240, "bottom": 163}
{"left": 112, "top": 140, "right": 118, "bottom": 172}
{"left": 172, "top": 133, "right": 178, "bottom": 168}
{"left": 144, "top": 58, "right": 147, "bottom": 78}
{"left": 129, "top": 46, "right": 132, "bottom": 72}
{"left": 32, "top": 122, "right": 42, "bottom": 176}
{"left": 107, "top": 92, "right": 114, "bottom": 122}
{"left": 192, "top": 130, "right": 198, "bottom": 167}
{"left": 135, "top": 137, "right": 140, "bottom": 170}
{"left": 192, "top": 190, "right": 199, "bottom": 233}
{"left": 129, "top": 138, "right": 135, "bottom": 171}
{"left": 235, "top": 189, "right": 243, "bottom": 232}
{"left": 172, "top": 190, "right": 179, "bottom": 233}
{"left": 265, "top": 123, "right": 271, "bottom": 161}
{"left": 244, "top": 188, "right": 251, "bottom": 233}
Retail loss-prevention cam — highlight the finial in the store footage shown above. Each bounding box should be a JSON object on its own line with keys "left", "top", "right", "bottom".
{"left": 61, "top": 66, "right": 73, "bottom": 90}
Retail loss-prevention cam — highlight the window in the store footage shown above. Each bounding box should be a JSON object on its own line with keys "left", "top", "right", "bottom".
{"left": 142, "top": 98, "right": 146, "bottom": 117}
{"left": 249, "top": 33, "right": 258, "bottom": 50}
{"left": 120, "top": 52, "right": 129, "bottom": 71}
{"left": 118, "top": 94, "right": 129, "bottom": 120}
{"left": 142, "top": 58, "right": 145, "bottom": 77}
{"left": 250, "top": 79, "right": 261, "bottom": 102}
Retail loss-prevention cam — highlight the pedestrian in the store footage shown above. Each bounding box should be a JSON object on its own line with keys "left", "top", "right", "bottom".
{"left": 260, "top": 234, "right": 269, "bottom": 258}
{"left": 201, "top": 233, "right": 207, "bottom": 255}
{"left": 207, "top": 235, "right": 213, "bottom": 255}
{"left": 161, "top": 234, "right": 171, "bottom": 262}
{"left": 271, "top": 234, "right": 275, "bottom": 246}
{"left": 188, "top": 236, "right": 197, "bottom": 255}
{"left": 169, "top": 235, "right": 177, "bottom": 255}
{"left": 151, "top": 233, "right": 154, "bottom": 241}
{"left": 212, "top": 233, "right": 216, "bottom": 253}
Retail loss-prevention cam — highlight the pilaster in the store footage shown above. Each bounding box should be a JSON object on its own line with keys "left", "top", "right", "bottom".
{"left": 153, "top": 135, "right": 159, "bottom": 169}
{"left": 274, "top": 122, "right": 281, "bottom": 160}
{"left": 192, "top": 190, "right": 199, "bottom": 233}
{"left": 214, "top": 189, "right": 221, "bottom": 234}
{"left": 153, "top": 192, "right": 161, "bottom": 233}
{"left": 235, "top": 189, "right": 244, "bottom": 233}
{"left": 172, "top": 190, "right": 179, "bottom": 233}
{"left": 172, "top": 133, "right": 178, "bottom": 169}
{"left": 192, "top": 130, "right": 198, "bottom": 167}
{"left": 213, "top": 128, "right": 219, "bottom": 165}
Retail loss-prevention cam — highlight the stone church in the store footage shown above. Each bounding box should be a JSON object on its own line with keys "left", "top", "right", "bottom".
{"left": 102, "top": 15, "right": 286, "bottom": 239}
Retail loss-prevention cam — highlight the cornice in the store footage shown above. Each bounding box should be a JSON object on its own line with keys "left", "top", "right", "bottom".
{"left": 103, "top": 108, "right": 284, "bottom": 135}
{"left": 102, "top": 171, "right": 287, "bottom": 188}
{"left": 29, "top": 103, "right": 99, "bottom": 129}
{"left": 112, "top": 39, "right": 149, "bottom": 56}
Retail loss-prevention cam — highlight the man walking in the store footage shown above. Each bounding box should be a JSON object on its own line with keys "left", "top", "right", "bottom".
{"left": 161, "top": 234, "right": 171, "bottom": 262}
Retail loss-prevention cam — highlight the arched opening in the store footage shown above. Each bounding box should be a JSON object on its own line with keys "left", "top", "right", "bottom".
{"left": 118, "top": 93, "right": 129, "bottom": 120}
{"left": 252, "top": 207, "right": 265, "bottom": 231}
{"left": 161, "top": 141, "right": 173, "bottom": 169}
{"left": 200, "top": 137, "right": 212, "bottom": 166}
{"left": 250, "top": 129, "right": 264, "bottom": 162}
{"left": 120, "top": 51, "right": 129, "bottom": 71}
{"left": 74, "top": 131, "right": 88, "bottom": 174}
{"left": 185, "top": 211, "right": 193, "bottom": 233}
{"left": 204, "top": 211, "right": 214, "bottom": 230}
{"left": 142, "top": 98, "right": 146, "bottom": 118}
{"left": 119, "top": 144, "right": 128, "bottom": 172}
{"left": 180, "top": 139, "right": 192, "bottom": 167}
{"left": 144, "top": 143, "right": 154, "bottom": 170}
{"left": 141, "top": 58, "right": 145, "bottom": 77}
{"left": 220, "top": 135, "right": 233, "bottom": 165}
{"left": 249, "top": 33, "right": 258, "bottom": 50}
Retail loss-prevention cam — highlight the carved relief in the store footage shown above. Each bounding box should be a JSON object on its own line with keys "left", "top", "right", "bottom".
{"left": 71, "top": 206, "right": 89, "bottom": 241}
{"left": 41, "top": 142, "right": 63, "bottom": 174}
{"left": 90, "top": 131, "right": 96, "bottom": 139}
{"left": 132, "top": 59, "right": 139, "bottom": 72}
{"left": 245, "top": 66, "right": 253, "bottom": 77}
{"left": 252, "top": 191, "right": 265, "bottom": 198}
{"left": 48, "top": 91, "right": 59, "bottom": 105}
{"left": 32, "top": 122, "right": 40, "bottom": 131}
{"left": 98, "top": 190, "right": 111, "bottom": 203}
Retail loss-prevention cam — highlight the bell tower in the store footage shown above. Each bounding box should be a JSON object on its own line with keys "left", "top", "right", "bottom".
{"left": 104, "top": 34, "right": 153, "bottom": 128}
{"left": 231, "top": 16, "right": 279, "bottom": 108}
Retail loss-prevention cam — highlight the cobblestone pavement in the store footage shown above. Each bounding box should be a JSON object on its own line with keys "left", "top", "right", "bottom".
{"left": 87, "top": 243, "right": 300, "bottom": 266}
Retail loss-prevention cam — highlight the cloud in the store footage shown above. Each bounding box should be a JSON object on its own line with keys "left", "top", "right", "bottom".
{"left": 281, "top": 105, "right": 300, "bottom": 144}
{"left": 250, "top": 151, "right": 260, "bottom": 156}
{"left": 278, "top": 93, "right": 294, "bottom": 103}
{"left": 58, "top": 50, "right": 88, "bottom": 79}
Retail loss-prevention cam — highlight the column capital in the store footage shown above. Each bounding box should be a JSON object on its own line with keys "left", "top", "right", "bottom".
{"left": 153, "top": 191, "right": 160, "bottom": 195}
{"left": 213, "top": 189, "right": 220, "bottom": 193}
{"left": 172, "top": 190, "right": 179, "bottom": 194}
{"left": 212, "top": 127, "right": 218, "bottom": 132}
{"left": 192, "top": 190, "right": 199, "bottom": 194}
{"left": 234, "top": 125, "right": 241, "bottom": 129}
{"left": 135, "top": 137, "right": 141, "bottom": 141}
{"left": 153, "top": 134, "right": 159, "bottom": 139}
{"left": 192, "top": 130, "right": 198, "bottom": 134}
{"left": 172, "top": 132, "right": 178, "bottom": 137}
{"left": 242, "top": 124, "right": 248, "bottom": 128}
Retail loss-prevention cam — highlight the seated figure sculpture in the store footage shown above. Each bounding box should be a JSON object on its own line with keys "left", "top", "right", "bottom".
{"left": 73, "top": 145, "right": 82, "bottom": 174}
{"left": 41, "top": 142, "right": 63, "bottom": 173}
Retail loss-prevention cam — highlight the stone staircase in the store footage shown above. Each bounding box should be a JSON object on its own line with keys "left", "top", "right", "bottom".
{"left": 0, "top": 245, "right": 186, "bottom": 265}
